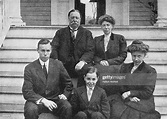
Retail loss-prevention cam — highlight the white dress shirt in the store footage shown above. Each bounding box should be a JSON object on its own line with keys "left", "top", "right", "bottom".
{"left": 36, "top": 59, "right": 49, "bottom": 104}
{"left": 104, "top": 32, "right": 111, "bottom": 52}
{"left": 69, "top": 26, "right": 78, "bottom": 39}
{"left": 39, "top": 58, "right": 49, "bottom": 73}
{"left": 131, "top": 62, "right": 143, "bottom": 74}
{"left": 86, "top": 86, "right": 95, "bottom": 101}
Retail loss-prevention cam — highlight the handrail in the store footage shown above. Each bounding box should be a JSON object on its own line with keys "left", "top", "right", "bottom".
{"left": 0, "top": 0, "right": 11, "bottom": 48}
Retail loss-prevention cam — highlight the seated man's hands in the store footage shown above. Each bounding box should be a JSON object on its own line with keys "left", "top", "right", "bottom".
{"left": 41, "top": 98, "right": 57, "bottom": 111}
{"left": 58, "top": 94, "right": 67, "bottom": 100}
{"left": 129, "top": 97, "right": 140, "bottom": 102}
{"left": 100, "top": 60, "right": 109, "bottom": 66}
{"left": 75, "top": 61, "right": 86, "bottom": 70}
{"left": 122, "top": 91, "right": 131, "bottom": 100}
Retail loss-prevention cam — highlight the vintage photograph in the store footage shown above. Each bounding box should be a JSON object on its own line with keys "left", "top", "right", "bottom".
{"left": 0, "top": 0, "right": 166, "bottom": 119}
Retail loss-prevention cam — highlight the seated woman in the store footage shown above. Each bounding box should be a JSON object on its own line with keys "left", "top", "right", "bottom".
{"left": 93, "top": 14, "right": 127, "bottom": 96}
{"left": 94, "top": 14, "right": 127, "bottom": 66}
{"left": 110, "top": 40, "right": 161, "bottom": 119}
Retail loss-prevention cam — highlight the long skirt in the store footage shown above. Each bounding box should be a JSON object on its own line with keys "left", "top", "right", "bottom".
{"left": 108, "top": 95, "right": 161, "bottom": 119}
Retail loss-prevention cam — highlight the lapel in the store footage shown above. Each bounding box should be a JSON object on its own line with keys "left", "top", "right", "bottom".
{"left": 89, "top": 86, "right": 99, "bottom": 103}
{"left": 34, "top": 59, "right": 47, "bottom": 84}
{"left": 99, "top": 35, "right": 105, "bottom": 52}
{"left": 75, "top": 26, "right": 84, "bottom": 46}
{"left": 133, "top": 61, "right": 145, "bottom": 74}
{"left": 127, "top": 62, "right": 134, "bottom": 73}
{"left": 106, "top": 33, "right": 114, "bottom": 51}
{"left": 65, "top": 27, "right": 71, "bottom": 48}
{"left": 127, "top": 62, "right": 146, "bottom": 85}
{"left": 80, "top": 86, "right": 89, "bottom": 105}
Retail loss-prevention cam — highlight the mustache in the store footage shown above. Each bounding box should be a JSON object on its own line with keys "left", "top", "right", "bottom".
{"left": 71, "top": 21, "right": 78, "bottom": 24}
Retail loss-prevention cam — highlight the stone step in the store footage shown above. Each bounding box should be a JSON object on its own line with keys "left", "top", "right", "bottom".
{"left": 156, "top": 106, "right": 167, "bottom": 115}
{"left": 2, "top": 38, "right": 167, "bottom": 50}
{"left": 1, "top": 113, "right": 165, "bottom": 119}
{"left": 0, "top": 69, "right": 166, "bottom": 79}
{"left": 0, "top": 113, "right": 59, "bottom": 119}
{"left": 0, "top": 50, "right": 166, "bottom": 63}
{"left": 7, "top": 26, "right": 57, "bottom": 39}
{"left": 161, "top": 115, "right": 167, "bottom": 119}
{"left": 124, "top": 52, "right": 167, "bottom": 63}
{"left": 0, "top": 71, "right": 23, "bottom": 78}
{"left": 126, "top": 40, "right": 167, "bottom": 50}
{"left": 0, "top": 94, "right": 166, "bottom": 114}
{"left": 0, "top": 50, "right": 38, "bottom": 59}
{"left": 0, "top": 77, "right": 166, "bottom": 94}
{"left": 155, "top": 80, "right": 167, "bottom": 96}
{"left": 0, "top": 57, "right": 166, "bottom": 65}
{"left": 7, "top": 26, "right": 167, "bottom": 40}
{"left": 2, "top": 38, "right": 42, "bottom": 49}
{"left": 0, "top": 62, "right": 166, "bottom": 76}
{"left": 0, "top": 113, "right": 23, "bottom": 119}
{"left": 0, "top": 77, "right": 23, "bottom": 94}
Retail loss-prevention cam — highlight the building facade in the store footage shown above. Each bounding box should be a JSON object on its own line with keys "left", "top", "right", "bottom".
{"left": 0, "top": 0, "right": 167, "bottom": 44}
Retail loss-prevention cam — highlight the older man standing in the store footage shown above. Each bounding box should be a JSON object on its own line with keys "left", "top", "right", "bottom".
{"left": 50, "top": 9, "right": 94, "bottom": 87}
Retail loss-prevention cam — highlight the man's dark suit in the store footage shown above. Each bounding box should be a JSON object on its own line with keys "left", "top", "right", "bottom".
{"left": 94, "top": 33, "right": 127, "bottom": 65}
{"left": 22, "top": 58, "right": 72, "bottom": 119}
{"left": 50, "top": 26, "right": 94, "bottom": 86}
{"left": 70, "top": 86, "right": 110, "bottom": 119}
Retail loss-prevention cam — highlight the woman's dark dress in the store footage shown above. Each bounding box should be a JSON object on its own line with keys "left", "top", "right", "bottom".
{"left": 109, "top": 62, "right": 161, "bottom": 119}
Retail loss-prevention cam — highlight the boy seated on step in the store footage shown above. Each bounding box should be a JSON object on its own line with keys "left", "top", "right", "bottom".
{"left": 70, "top": 66, "right": 110, "bottom": 119}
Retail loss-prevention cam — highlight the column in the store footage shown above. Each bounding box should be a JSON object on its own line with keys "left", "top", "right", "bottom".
{"left": 7, "top": 0, "right": 25, "bottom": 26}
{"left": 156, "top": 0, "right": 167, "bottom": 27}
{"left": 51, "top": 0, "right": 74, "bottom": 25}
{"left": 106, "top": 0, "right": 129, "bottom": 25}
{"left": 106, "top": 0, "right": 112, "bottom": 16}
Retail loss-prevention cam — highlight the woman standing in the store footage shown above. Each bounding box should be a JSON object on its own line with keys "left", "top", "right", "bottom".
{"left": 111, "top": 40, "right": 161, "bottom": 119}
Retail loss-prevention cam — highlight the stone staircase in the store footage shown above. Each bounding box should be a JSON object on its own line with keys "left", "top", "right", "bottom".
{"left": 0, "top": 26, "right": 167, "bottom": 119}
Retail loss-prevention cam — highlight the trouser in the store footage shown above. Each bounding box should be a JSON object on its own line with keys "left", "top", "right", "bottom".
{"left": 24, "top": 99, "right": 72, "bottom": 119}
{"left": 74, "top": 111, "right": 105, "bottom": 119}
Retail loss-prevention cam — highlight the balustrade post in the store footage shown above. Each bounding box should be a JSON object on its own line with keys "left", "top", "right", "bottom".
{"left": 156, "top": 0, "right": 167, "bottom": 27}
{"left": 7, "top": 0, "right": 25, "bottom": 26}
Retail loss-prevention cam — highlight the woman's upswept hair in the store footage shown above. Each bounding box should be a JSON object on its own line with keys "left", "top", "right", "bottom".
{"left": 127, "top": 40, "right": 149, "bottom": 54}
{"left": 98, "top": 14, "right": 115, "bottom": 25}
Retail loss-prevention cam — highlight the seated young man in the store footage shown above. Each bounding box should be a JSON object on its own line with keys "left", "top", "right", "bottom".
{"left": 70, "top": 67, "right": 110, "bottom": 119}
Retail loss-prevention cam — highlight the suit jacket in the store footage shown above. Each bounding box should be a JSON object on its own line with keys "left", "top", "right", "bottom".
{"left": 70, "top": 86, "right": 110, "bottom": 119}
{"left": 120, "top": 61, "right": 157, "bottom": 113}
{"left": 22, "top": 58, "right": 72, "bottom": 102}
{"left": 94, "top": 33, "right": 127, "bottom": 65}
{"left": 50, "top": 26, "right": 94, "bottom": 65}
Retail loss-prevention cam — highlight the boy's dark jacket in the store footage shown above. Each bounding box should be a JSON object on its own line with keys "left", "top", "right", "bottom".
{"left": 70, "top": 86, "right": 110, "bottom": 119}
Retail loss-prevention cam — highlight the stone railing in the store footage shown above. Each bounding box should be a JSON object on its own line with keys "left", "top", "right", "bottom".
{"left": 0, "top": 0, "right": 25, "bottom": 47}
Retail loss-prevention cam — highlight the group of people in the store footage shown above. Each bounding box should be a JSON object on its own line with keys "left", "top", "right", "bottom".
{"left": 22, "top": 9, "right": 161, "bottom": 119}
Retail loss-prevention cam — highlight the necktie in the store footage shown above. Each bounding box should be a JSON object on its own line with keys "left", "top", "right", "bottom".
{"left": 43, "top": 63, "right": 47, "bottom": 78}
{"left": 87, "top": 88, "right": 93, "bottom": 101}
{"left": 70, "top": 29, "right": 77, "bottom": 40}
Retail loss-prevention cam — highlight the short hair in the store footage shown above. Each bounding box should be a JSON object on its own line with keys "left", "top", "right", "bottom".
{"left": 127, "top": 40, "right": 149, "bottom": 54}
{"left": 68, "top": 9, "right": 81, "bottom": 18}
{"left": 98, "top": 14, "right": 115, "bottom": 25}
{"left": 37, "top": 39, "right": 50, "bottom": 49}
{"left": 86, "top": 66, "right": 99, "bottom": 77}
